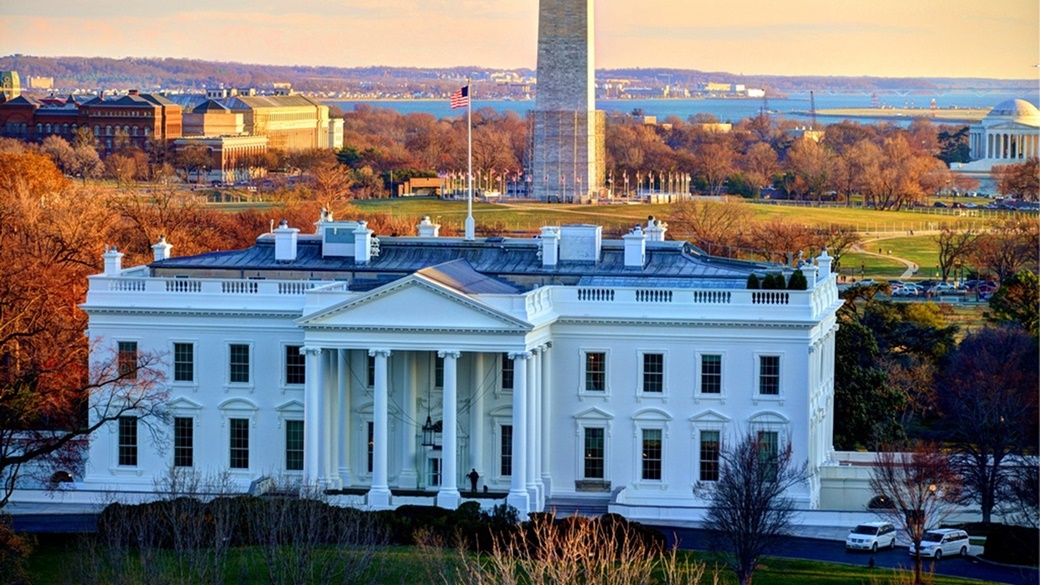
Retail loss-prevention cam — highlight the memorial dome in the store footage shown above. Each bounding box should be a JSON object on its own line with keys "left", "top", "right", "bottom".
{"left": 986, "top": 99, "right": 1040, "bottom": 125}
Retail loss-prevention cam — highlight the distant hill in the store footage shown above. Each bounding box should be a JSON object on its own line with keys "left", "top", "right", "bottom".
{"left": 0, "top": 54, "right": 1033, "bottom": 95}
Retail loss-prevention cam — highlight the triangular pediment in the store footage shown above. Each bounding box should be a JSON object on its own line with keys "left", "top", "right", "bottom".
{"left": 297, "top": 275, "right": 531, "bottom": 333}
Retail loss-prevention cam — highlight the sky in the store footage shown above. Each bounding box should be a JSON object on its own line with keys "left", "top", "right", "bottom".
{"left": 1, "top": 0, "right": 1037, "bottom": 79}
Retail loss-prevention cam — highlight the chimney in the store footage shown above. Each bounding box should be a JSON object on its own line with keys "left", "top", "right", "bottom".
{"left": 128, "top": 89, "right": 139, "bottom": 96}
{"left": 103, "top": 246, "right": 124, "bottom": 276}
{"left": 646, "top": 215, "right": 668, "bottom": 242}
{"left": 815, "top": 247, "right": 832, "bottom": 284}
{"left": 623, "top": 225, "right": 646, "bottom": 268}
{"left": 152, "top": 235, "right": 172, "bottom": 261}
{"left": 274, "top": 219, "right": 299, "bottom": 262}
{"left": 540, "top": 226, "right": 560, "bottom": 267}
{"left": 353, "top": 220, "right": 373, "bottom": 264}
{"left": 559, "top": 225, "right": 602, "bottom": 263}
{"left": 417, "top": 216, "right": 440, "bottom": 237}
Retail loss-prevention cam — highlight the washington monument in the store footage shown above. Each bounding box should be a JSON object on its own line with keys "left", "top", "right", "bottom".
{"left": 529, "top": 0, "right": 605, "bottom": 202}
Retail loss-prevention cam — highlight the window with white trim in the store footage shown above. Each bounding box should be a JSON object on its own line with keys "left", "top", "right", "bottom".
{"left": 700, "top": 354, "right": 722, "bottom": 394}
{"left": 173, "top": 343, "right": 194, "bottom": 383}
{"left": 118, "top": 341, "right": 138, "bottom": 379}
{"left": 758, "top": 355, "right": 780, "bottom": 395}
{"left": 229, "top": 418, "right": 249, "bottom": 469}
{"left": 285, "top": 345, "right": 305, "bottom": 385}
{"left": 699, "top": 430, "right": 720, "bottom": 481}
{"left": 641, "top": 352, "right": 664, "bottom": 394}
{"left": 641, "top": 428, "right": 662, "bottom": 481}
{"left": 118, "top": 416, "right": 138, "bottom": 466}
{"left": 500, "top": 424, "right": 513, "bottom": 477}
{"left": 173, "top": 417, "right": 193, "bottom": 468}
{"left": 285, "top": 420, "right": 304, "bottom": 471}
{"left": 229, "top": 344, "right": 250, "bottom": 384}
{"left": 501, "top": 353, "right": 514, "bottom": 391}
{"left": 584, "top": 427, "right": 605, "bottom": 479}
{"left": 583, "top": 350, "right": 607, "bottom": 392}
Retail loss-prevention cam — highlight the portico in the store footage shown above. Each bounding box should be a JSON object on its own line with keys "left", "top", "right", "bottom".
{"left": 295, "top": 266, "right": 551, "bottom": 515}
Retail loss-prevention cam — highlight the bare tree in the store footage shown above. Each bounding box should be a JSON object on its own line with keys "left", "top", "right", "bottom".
{"left": 934, "top": 227, "right": 978, "bottom": 283}
{"left": 936, "top": 326, "right": 1039, "bottom": 523}
{"left": 869, "top": 442, "right": 961, "bottom": 585}
{"left": 702, "top": 432, "right": 807, "bottom": 585}
{"left": 665, "top": 198, "right": 752, "bottom": 258}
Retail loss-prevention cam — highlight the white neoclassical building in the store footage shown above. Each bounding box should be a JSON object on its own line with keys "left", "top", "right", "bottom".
{"left": 81, "top": 214, "right": 843, "bottom": 518}
{"left": 952, "top": 98, "right": 1040, "bottom": 192}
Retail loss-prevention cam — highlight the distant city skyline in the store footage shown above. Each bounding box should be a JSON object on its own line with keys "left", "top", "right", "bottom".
{"left": 1, "top": 0, "right": 1037, "bottom": 80}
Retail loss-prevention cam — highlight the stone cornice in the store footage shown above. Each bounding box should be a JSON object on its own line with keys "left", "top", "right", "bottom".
{"left": 82, "top": 307, "right": 302, "bottom": 319}
{"left": 555, "top": 317, "right": 814, "bottom": 330}
{"left": 305, "top": 324, "right": 524, "bottom": 334}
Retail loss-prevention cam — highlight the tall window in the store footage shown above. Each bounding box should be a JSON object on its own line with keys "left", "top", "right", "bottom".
{"left": 366, "top": 355, "right": 375, "bottom": 387}
{"left": 229, "top": 344, "right": 250, "bottom": 384}
{"left": 583, "top": 427, "right": 605, "bottom": 479}
{"left": 699, "top": 430, "right": 721, "bottom": 481}
{"left": 173, "top": 417, "right": 193, "bottom": 467}
{"left": 759, "top": 356, "right": 780, "bottom": 395}
{"left": 641, "top": 428, "right": 662, "bottom": 481}
{"left": 173, "top": 343, "right": 193, "bottom": 382}
{"left": 427, "top": 457, "right": 441, "bottom": 487}
{"left": 642, "top": 353, "right": 664, "bottom": 393}
{"left": 229, "top": 418, "right": 249, "bottom": 469}
{"left": 366, "top": 421, "right": 374, "bottom": 473}
{"left": 757, "top": 430, "right": 779, "bottom": 478}
{"left": 434, "top": 354, "right": 444, "bottom": 388}
{"left": 285, "top": 420, "right": 304, "bottom": 471}
{"left": 500, "top": 425, "right": 513, "bottom": 476}
{"left": 285, "top": 345, "right": 305, "bottom": 385}
{"left": 584, "top": 352, "right": 606, "bottom": 391}
{"left": 700, "top": 354, "right": 721, "bottom": 394}
{"left": 118, "top": 341, "right": 138, "bottom": 379}
{"left": 501, "top": 353, "right": 514, "bottom": 390}
{"left": 118, "top": 416, "right": 138, "bottom": 466}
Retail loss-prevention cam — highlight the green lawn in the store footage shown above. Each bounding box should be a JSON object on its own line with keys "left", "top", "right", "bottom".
{"left": 25, "top": 537, "right": 1000, "bottom": 585}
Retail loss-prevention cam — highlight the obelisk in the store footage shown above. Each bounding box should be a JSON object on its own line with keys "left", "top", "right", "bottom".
{"left": 529, "top": 0, "right": 605, "bottom": 202}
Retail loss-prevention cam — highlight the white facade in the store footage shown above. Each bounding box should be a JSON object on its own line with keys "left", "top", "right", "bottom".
{"left": 82, "top": 216, "right": 842, "bottom": 518}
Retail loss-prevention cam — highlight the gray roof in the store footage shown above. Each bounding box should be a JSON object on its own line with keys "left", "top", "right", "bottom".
{"left": 152, "top": 233, "right": 774, "bottom": 290}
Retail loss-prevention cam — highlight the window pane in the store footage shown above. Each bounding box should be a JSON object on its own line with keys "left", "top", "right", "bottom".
{"left": 699, "top": 430, "right": 720, "bottom": 481}
{"left": 118, "top": 341, "right": 138, "bottom": 379}
{"left": 173, "top": 343, "right": 193, "bottom": 382}
{"left": 643, "top": 353, "right": 663, "bottom": 393}
{"left": 229, "top": 344, "right": 250, "bottom": 384}
{"left": 759, "top": 356, "right": 780, "bottom": 395}
{"left": 367, "top": 355, "right": 375, "bottom": 387}
{"left": 118, "top": 416, "right": 138, "bottom": 466}
{"left": 584, "top": 427, "right": 605, "bottom": 479}
{"left": 641, "top": 428, "right": 662, "bottom": 481}
{"left": 585, "top": 352, "right": 606, "bottom": 391}
{"left": 427, "top": 457, "right": 441, "bottom": 486}
{"left": 500, "top": 425, "right": 513, "bottom": 476}
{"left": 435, "top": 354, "right": 444, "bottom": 388}
{"left": 174, "top": 417, "right": 193, "bottom": 467}
{"left": 700, "top": 355, "right": 721, "bottom": 394}
{"left": 501, "top": 353, "right": 514, "bottom": 390}
{"left": 367, "top": 421, "right": 374, "bottom": 473}
{"left": 757, "top": 431, "right": 779, "bottom": 478}
{"left": 230, "top": 418, "right": 249, "bottom": 469}
{"left": 285, "top": 420, "right": 304, "bottom": 471}
{"left": 285, "top": 345, "right": 306, "bottom": 385}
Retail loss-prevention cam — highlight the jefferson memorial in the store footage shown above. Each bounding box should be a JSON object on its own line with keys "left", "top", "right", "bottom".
{"left": 951, "top": 98, "right": 1040, "bottom": 191}
{"left": 78, "top": 214, "right": 848, "bottom": 519}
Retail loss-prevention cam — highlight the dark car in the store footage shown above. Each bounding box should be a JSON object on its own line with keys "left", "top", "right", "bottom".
{"left": 933, "top": 201, "right": 948, "bottom": 208}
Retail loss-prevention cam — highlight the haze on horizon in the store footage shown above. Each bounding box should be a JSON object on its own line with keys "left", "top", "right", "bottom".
{"left": 1, "top": 0, "right": 1037, "bottom": 81}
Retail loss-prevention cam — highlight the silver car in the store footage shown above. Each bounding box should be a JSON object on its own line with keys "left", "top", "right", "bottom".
{"left": 846, "top": 522, "right": 897, "bottom": 552}
{"left": 908, "top": 528, "right": 970, "bottom": 559}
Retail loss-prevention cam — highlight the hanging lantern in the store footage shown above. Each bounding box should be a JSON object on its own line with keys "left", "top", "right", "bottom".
{"left": 421, "top": 416, "right": 442, "bottom": 449}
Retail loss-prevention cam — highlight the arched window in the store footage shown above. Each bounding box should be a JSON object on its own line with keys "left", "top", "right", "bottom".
{"left": 71, "top": 124, "right": 77, "bottom": 133}
{"left": 131, "top": 126, "right": 138, "bottom": 136}
{"left": 144, "top": 128, "right": 150, "bottom": 136}
{"left": 94, "top": 125, "right": 100, "bottom": 136}
{"left": 62, "top": 124, "right": 69, "bottom": 134}
{"left": 36, "top": 123, "right": 42, "bottom": 134}
{"left": 45, "top": 123, "right": 52, "bottom": 133}
{"left": 105, "top": 125, "right": 112, "bottom": 136}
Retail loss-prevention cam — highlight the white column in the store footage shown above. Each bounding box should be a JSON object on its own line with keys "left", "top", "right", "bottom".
{"left": 337, "top": 349, "right": 351, "bottom": 487}
{"left": 437, "top": 350, "right": 461, "bottom": 508}
{"left": 469, "top": 353, "right": 486, "bottom": 486}
{"left": 368, "top": 349, "right": 392, "bottom": 509}
{"left": 302, "top": 347, "right": 322, "bottom": 486}
{"left": 399, "top": 352, "right": 419, "bottom": 489}
{"left": 506, "top": 351, "right": 530, "bottom": 515}
{"left": 539, "top": 342, "right": 553, "bottom": 500}
{"left": 316, "top": 351, "right": 330, "bottom": 485}
{"left": 325, "top": 350, "right": 340, "bottom": 488}
{"left": 525, "top": 350, "right": 539, "bottom": 508}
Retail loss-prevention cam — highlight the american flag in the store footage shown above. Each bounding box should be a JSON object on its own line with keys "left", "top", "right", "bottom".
{"left": 450, "top": 86, "right": 470, "bottom": 109}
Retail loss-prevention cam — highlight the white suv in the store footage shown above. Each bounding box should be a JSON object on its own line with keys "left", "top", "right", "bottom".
{"left": 908, "top": 528, "right": 970, "bottom": 559}
{"left": 846, "top": 522, "right": 897, "bottom": 552}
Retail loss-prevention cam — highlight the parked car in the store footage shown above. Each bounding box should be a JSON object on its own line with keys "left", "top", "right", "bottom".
{"left": 893, "top": 284, "right": 921, "bottom": 297}
{"left": 908, "top": 528, "right": 970, "bottom": 559}
{"left": 933, "top": 201, "right": 948, "bottom": 208}
{"left": 929, "top": 283, "right": 957, "bottom": 295}
{"left": 846, "top": 522, "right": 898, "bottom": 553}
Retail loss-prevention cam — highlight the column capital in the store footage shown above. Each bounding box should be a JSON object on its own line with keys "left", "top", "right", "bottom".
{"left": 368, "top": 349, "right": 392, "bottom": 358}
{"left": 437, "top": 350, "right": 461, "bottom": 359}
{"left": 541, "top": 341, "right": 552, "bottom": 351}
{"left": 301, "top": 346, "right": 323, "bottom": 356}
{"left": 529, "top": 347, "right": 541, "bottom": 357}
{"left": 508, "top": 351, "right": 531, "bottom": 361}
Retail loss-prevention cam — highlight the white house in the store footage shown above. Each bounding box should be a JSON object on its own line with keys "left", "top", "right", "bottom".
{"left": 81, "top": 214, "right": 842, "bottom": 518}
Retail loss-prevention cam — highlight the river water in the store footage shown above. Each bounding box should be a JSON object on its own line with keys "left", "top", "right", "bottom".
{"left": 328, "top": 90, "right": 1038, "bottom": 126}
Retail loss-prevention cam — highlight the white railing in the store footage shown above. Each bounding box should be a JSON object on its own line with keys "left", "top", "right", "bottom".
{"left": 97, "top": 276, "right": 328, "bottom": 297}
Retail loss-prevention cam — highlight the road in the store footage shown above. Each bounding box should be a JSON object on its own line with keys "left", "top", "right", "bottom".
{"left": 650, "top": 525, "right": 1039, "bottom": 585}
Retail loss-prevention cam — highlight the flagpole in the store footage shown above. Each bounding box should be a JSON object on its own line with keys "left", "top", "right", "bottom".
{"left": 464, "top": 78, "right": 475, "bottom": 240}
